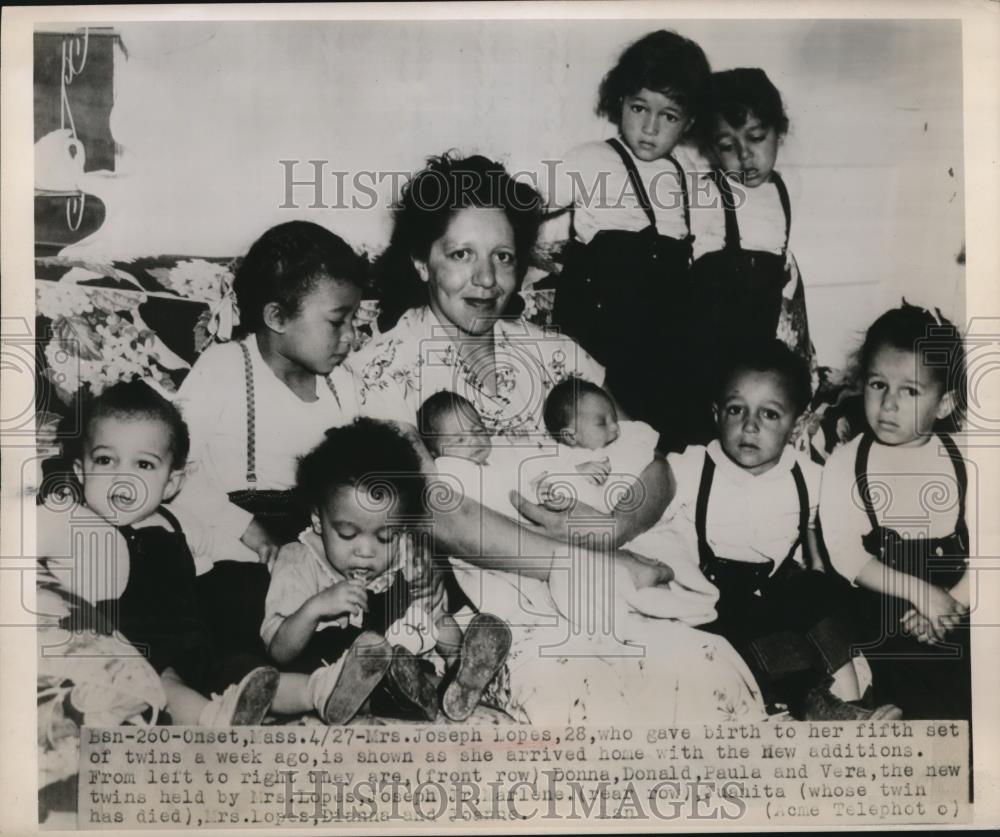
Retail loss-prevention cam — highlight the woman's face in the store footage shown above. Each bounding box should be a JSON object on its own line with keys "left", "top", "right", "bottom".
{"left": 413, "top": 207, "right": 518, "bottom": 336}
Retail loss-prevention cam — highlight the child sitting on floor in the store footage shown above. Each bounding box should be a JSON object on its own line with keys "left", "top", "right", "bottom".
{"left": 819, "top": 302, "right": 971, "bottom": 720}
{"left": 261, "top": 418, "right": 511, "bottom": 723}
{"left": 37, "top": 380, "right": 290, "bottom": 726}
{"left": 656, "top": 340, "right": 901, "bottom": 719}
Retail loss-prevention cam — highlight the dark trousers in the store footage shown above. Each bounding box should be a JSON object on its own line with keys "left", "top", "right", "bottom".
{"left": 703, "top": 567, "right": 854, "bottom": 711}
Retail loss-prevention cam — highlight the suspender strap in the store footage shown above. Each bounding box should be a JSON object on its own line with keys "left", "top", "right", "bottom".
{"left": 238, "top": 340, "right": 258, "bottom": 486}
{"left": 715, "top": 169, "right": 792, "bottom": 255}
{"left": 670, "top": 154, "right": 691, "bottom": 234}
{"left": 714, "top": 170, "right": 742, "bottom": 251}
{"left": 156, "top": 505, "right": 183, "bottom": 535}
{"left": 238, "top": 339, "right": 341, "bottom": 486}
{"left": 605, "top": 137, "right": 691, "bottom": 235}
{"left": 771, "top": 171, "right": 792, "bottom": 256}
{"left": 787, "top": 461, "right": 810, "bottom": 564}
{"left": 694, "top": 453, "right": 716, "bottom": 571}
{"left": 853, "top": 434, "right": 880, "bottom": 532}
{"left": 938, "top": 432, "right": 968, "bottom": 537}
{"left": 856, "top": 432, "right": 967, "bottom": 537}
{"left": 606, "top": 137, "right": 656, "bottom": 229}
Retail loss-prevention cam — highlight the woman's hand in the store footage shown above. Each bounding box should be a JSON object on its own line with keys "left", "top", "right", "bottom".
{"left": 510, "top": 489, "right": 606, "bottom": 539}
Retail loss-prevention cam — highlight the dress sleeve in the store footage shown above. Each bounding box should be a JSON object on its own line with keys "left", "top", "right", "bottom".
{"left": 260, "top": 544, "right": 321, "bottom": 649}
{"left": 344, "top": 341, "right": 419, "bottom": 425}
{"left": 818, "top": 441, "right": 874, "bottom": 584}
{"left": 171, "top": 346, "right": 254, "bottom": 557}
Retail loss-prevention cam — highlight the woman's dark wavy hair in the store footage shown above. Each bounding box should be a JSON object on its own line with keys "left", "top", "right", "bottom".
{"left": 596, "top": 30, "right": 711, "bottom": 128}
{"left": 296, "top": 418, "right": 426, "bottom": 518}
{"left": 375, "top": 152, "right": 543, "bottom": 331}
{"left": 698, "top": 68, "right": 789, "bottom": 153}
{"left": 232, "top": 221, "right": 369, "bottom": 339}
{"left": 854, "top": 300, "right": 967, "bottom": 433}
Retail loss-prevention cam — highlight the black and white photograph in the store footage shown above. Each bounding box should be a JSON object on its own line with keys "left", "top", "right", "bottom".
{"left": 2, "top": 2, "right": 998, "bottom": 832}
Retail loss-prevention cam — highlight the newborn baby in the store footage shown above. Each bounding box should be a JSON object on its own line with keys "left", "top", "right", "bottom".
{"left": 417, "top": 388, "right": 718, "bottom": 628}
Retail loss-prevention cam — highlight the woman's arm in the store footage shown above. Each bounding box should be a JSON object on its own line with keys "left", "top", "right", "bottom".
{"left": 509, "top": 454, "right": 675, "bottom": 548}
{"left": 433, "top": 492, "right": 672, "bottom": 588}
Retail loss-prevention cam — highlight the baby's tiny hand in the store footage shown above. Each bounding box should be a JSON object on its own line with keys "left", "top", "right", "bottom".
{"left": 575, "top": 457, "right": 612, "bottom": 485}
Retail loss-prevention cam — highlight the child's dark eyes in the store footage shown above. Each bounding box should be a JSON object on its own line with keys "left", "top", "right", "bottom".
{"left": 449, "top": 248, "right": 472, "bottom": 261}
{"left": 494, "top": 251, "right": 515, "bottom": 266}
{"left": 867, "top": 380, "right": 887, "bottom": 391}
{"left": 92, "top": 455, "right": 113, "bottom": 466}
{"left": 136, "top": 460, "right": 156, "bottom": 471}
{"left": 761, "top": 409, "right": 782, "bottom": 421}
{"left": 725, "top": 405, "right": 744, "bottom": 417}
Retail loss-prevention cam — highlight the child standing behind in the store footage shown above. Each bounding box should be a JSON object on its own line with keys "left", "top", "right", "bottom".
{"left": 688, "top": 68, "right": 814, "bottom": 443}
{"left": 262, "top": 419, "right": 511, "bottom": 723}
{"left": 819, "top": 303, "right": 971, "bottom": 720}
{"left": 657, "top": 342, "right": 899, "bottom": 719}
{"left": 550, "top": 29, "right": 711, "bottom": 447}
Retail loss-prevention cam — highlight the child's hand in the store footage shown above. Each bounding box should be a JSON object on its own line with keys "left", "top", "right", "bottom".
{"left": 912, "top": 584, "right": 967, "bottom": 641}
{"left": 900, "top": 608, "right": 936, "bottom": 644}
{"left": 575, "top": 457, "right": 612, "bottom": 485}
{"left": 240, "top": 518, "right": 280, "bottom": 568}
{"left": 310, "top": 579, "right": 368, "bottom": 624}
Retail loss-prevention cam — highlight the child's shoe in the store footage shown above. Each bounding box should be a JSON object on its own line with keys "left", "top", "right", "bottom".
{"left": 442, "top": 613, "right": 511, "bottom": 722}
{"left": 801, "top": 685, "right": 903, "bottom": 721}
{"left": 370, "top": 646, "right": 438, "bottom": 722}
{"left": 199, "top": 666, "right": 280, "bottom": 726}
{"left": 309, "top": 632, "right": 394, "bottom": 724}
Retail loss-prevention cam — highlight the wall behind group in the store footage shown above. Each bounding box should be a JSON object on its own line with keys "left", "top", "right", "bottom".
{"left": 55, "top": 18, "right": 965, "bottom": 367}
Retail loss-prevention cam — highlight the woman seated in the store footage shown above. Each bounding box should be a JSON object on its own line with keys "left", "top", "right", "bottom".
{"left": 345, "top": 152, "right": 767, "bottom": 725}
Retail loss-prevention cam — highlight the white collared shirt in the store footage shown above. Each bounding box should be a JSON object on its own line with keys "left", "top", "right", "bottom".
{"left": 171, "top": 337, "right": 360, "bottom": 559}
{"left": 661, "top": 441, "right": 822, "bottom": 569}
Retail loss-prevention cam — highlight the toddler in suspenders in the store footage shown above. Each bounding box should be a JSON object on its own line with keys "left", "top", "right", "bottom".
{"left": 688, "top": 68, "right": 815, "bottom": 445}
{"left": 550, "top": 30, "right": 711, "bottom": 448}
{"left": 820, "top": 303, "right": 971, "bottom": 720}
{"left": 663, "top": 342, "right": 898, "bottom": 719}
